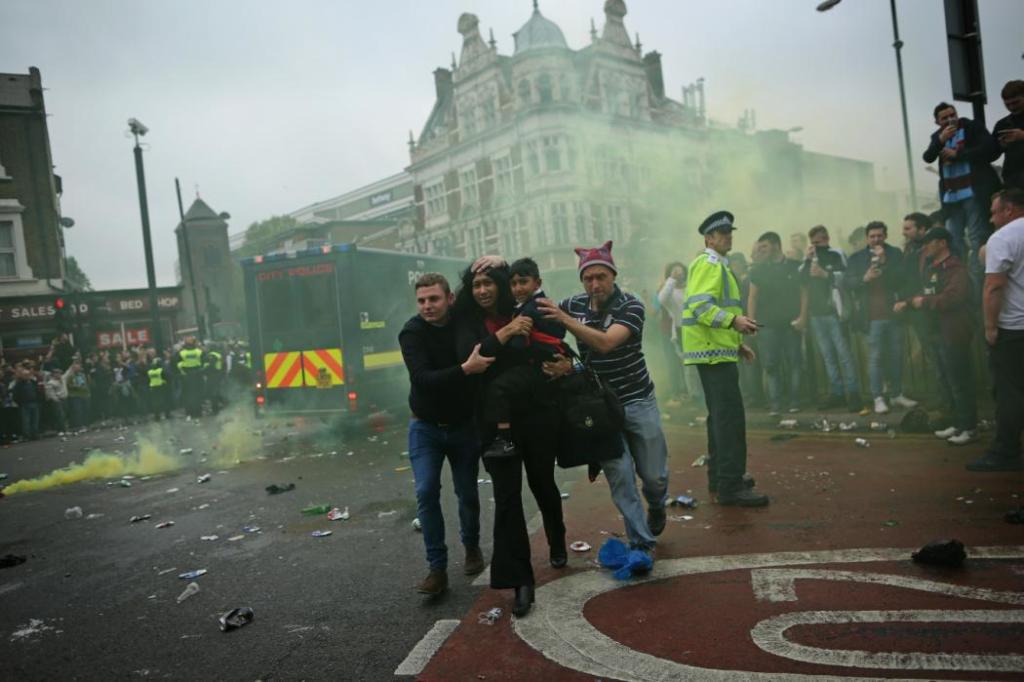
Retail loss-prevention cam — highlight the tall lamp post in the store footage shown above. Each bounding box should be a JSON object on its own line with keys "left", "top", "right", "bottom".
{"left": 128, "top": 118, "right": 164, "bottom": 352}
{"left": 818, "top": 0, "right": 918, "bottom": 211}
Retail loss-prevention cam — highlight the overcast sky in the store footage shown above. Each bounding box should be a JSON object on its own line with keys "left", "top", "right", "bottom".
{"left": 2, "top": 0, "right": 1022, "bottom": 290}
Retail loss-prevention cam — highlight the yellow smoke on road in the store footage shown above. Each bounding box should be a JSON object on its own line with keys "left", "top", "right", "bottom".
{"left": 4, "top": 437, "right": 178, "bottom": 494}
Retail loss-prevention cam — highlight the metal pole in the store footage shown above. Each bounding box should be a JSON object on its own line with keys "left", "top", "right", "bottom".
{"left": 132, "top": 135, "right": 164, "bottom": 352}
{"left": 175, "top": 178, "right": 206, "bottom": 340}
{"left": 889, "top": 0, "right": 918, "bottom": 211}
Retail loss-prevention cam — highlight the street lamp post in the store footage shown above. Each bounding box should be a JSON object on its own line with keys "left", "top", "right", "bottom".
{"left": 818, "top": 0, "right": 918, "bottom": 211}
{"left": 128, "top": 118, "right": 164, "bottom": 352}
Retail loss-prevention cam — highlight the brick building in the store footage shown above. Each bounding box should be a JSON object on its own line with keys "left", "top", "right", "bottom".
{"left": 0, "top": 67, "right": 68, "bottom": 297}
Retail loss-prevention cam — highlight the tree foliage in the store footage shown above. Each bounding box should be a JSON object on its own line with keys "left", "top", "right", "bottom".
{"left": 64, "top": 256, "right": 92, "bottom": 291}
{"left": 239, "top": 215, "right": 300, "bottom": 256}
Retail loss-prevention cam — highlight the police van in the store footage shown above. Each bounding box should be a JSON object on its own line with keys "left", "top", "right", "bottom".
{"left": 240, "top": 244, "right": 464, "bottom": 420}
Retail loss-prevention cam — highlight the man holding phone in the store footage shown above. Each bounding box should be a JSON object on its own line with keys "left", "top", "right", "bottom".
{"left": 993, "top": 80, "right": 1024, "bottom": 191}
{"left": 922, "top": 102, "right": 1001, "bottom": 276}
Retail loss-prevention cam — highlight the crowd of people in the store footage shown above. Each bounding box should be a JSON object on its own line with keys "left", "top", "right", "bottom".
{"left": 398, "top": 84, "right": 1024, "bottom": 619}
{"left": 0, "top": 335, "right": 255, "bottom": 442}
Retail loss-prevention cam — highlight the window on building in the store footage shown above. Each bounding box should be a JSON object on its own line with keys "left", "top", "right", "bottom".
{"left": 494, "top": 155, "right": 513, "bottom": 194}
{"left": 532, "top": 206, "right": 547, "bottom": 246}
{"left": 482, "top": 98, "right": 496, "bottom": 128}
{"left": 424, "top": 181, "right": 446, "bottom": 218}
{"left": 518, "top": 79, "right": 532, "bottom": 105}
{"left": 0, "top": 221, "right": 15, "bottom": 277}
{"left": 572, "top": 202, "right": 588, "bottom": 243}
{"left": 460, "top": 168, "right": 478, "bottom": 205}
{"left": 608, "top": 205, "right": 624, "bottom": 243}
{"left": 550, "top": 203, "right": 568, "bottom": 244}
{"left": 538, "top": 74, "right": 553, "bottom": 104}
{"left": 543, "top": 136, "right": 561, "bottom": 172}
{"left": 559, "top": 74, "right": 572, "bottom": 102}
{"left": 526, "top": 141, "right": 541, "bottom": 176}
{"left": 566, "top": 137, "right": 578, "bottom": 171}
{"left": 591, "top": 202, "right": 605, "bottom": 240}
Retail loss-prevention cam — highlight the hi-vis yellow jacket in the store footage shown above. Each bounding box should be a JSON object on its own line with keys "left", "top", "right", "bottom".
{"left": 681, "top": 248, "right": 742, "bottom": 365}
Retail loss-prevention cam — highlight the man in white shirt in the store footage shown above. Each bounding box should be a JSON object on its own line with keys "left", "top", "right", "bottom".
{"left": 970, "top": 188, "right": 1024, "bottom": 471}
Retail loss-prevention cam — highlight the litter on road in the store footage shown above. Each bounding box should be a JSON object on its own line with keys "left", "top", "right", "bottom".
{"left": 569, "top": 541, "right": 591, "bottom": 552}
{"left": 855, "top": 438, "right": 871, "bottom": 448}
{"left": 176, "top": 582, "right": 200, "bottom": 604}
{"left": 155, "top": 521, "right": 175, "bottom": 529}
{"left": 130, "top": 514, "right": 152, "bottom": 524}
{"left": 668, "top": 494, "right": 698, "bottom": 509}
{"left": 227, "top": 535, "right": 245, "bottom": 542}
{"left": 219, "top": 607, "right": 255, "bottom": 632}
{"left": 64, "top": 506, "right": 83, "bottom": 520}
{"left": 178, "top": 569, "right": 207, "bottom": 580}
{"left": 196, "top": 474, "right": 211, "bottom": 484}
{"left": 560, "top": 492, "right": 570, "bottom": 499}
{"left": 242, "top": 526, "right": 261, "bottom": 534}
{"left": 327, "top": 506, "right": 350, "bottom": 521}
{"left": 478, "top": 607, "right": 503, "bottom": 625}
{"left": 166, "top": 488, "right": 180, "bottom": 494}
{"left": 301, "top": 504, "right": 331, "bottom": 515}
{"left": 265, "top": 483, "right": 295, "bottom": 495}
{"left": 311, "top": 530, "right": 332, "bottom": 537}
{"left": 200, "top": 535, "right": 219, "bottom": 541}
{"left": 377, "top": 510, "right": 397, "bottom": 518}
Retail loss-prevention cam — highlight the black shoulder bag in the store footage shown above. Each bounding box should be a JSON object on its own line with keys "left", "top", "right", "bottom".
{"left": 554, "top": 346, "right": 625, "bottom": 469}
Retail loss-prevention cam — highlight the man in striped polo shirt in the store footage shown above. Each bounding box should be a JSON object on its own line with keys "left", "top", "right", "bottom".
{"left": 538, "top": 241, "right": 669, "bottom": 559}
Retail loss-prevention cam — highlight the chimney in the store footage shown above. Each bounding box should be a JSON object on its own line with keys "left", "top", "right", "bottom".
{"left": 433, "top": 67, "right": 453, "bottom": 100}
{"left": 643, "top": 51, "right": 664, "bottom": 100}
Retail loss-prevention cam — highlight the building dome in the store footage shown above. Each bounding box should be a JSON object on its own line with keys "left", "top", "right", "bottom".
{"left": 513, "top": 3, "right": 569, "bottom": 56}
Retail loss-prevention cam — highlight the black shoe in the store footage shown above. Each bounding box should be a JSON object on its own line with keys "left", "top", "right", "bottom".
{"left": 482, "top": 437, "right": 516, "bottom": 459}
{"left": 709, "top": 473, "right": 755, "bottom": 495}
{"left": 647, "top": 506, "right": 667, "bottom": 537}
{"left": 513, "top": 584, "right": 535, "bottom": 617}
{"left": 718, "top": 487, "right": 770, "bottom": 507}
{"left": 966, "top": 452, "right": 1023, "bottom": 472}
{"left": 549, "top": 542, "right": 567, "bottom": 569}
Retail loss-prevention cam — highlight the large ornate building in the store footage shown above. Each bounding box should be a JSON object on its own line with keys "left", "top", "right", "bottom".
{"left": 398, "top": 0, "right": 885, "bottom": 285}
{"left": 277, "top": 1, "right": 888, "bottom": 289}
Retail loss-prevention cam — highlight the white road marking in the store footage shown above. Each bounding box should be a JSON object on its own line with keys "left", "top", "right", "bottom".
{"left": 394, "top": 618, "right": 460, "bottom": 676}
{"left": 751, "top": 609, "right": 1024, "bottom": 672}
{"left": 512, "top": 545, "right": 1024, "bottom": 681}
{"left": 751, "top": 568, "right": 1024, "bottom": 605}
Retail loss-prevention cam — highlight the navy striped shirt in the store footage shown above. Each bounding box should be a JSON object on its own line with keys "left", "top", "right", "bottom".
{"left": 560, "top": 287, "right": 654, "bottom": 405}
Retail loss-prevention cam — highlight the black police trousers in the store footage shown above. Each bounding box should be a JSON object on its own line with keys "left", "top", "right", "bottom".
{"left": 697, "top": 362, "right": 748, "bottom": 493}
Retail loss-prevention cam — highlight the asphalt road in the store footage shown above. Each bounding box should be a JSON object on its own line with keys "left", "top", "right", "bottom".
{"left": 0, "top": 411, "right": 578, "bottom": 681}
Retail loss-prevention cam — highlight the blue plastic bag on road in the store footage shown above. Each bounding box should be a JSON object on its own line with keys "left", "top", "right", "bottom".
{"left": 597, "top": 538, "right": 653, "bottom": 580}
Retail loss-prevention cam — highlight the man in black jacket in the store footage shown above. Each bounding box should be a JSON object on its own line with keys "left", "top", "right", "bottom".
{"left": 922, "top": 102, "right": 1001, "bottom": 281}
{"left": 994, "top": 80, "right": 1024, "bottom": 191}
{"left": 399, "top": 272, "right": 493, "bottom": 596}
{"left": 845, "top": 221, "right": 917, "bottom": 415}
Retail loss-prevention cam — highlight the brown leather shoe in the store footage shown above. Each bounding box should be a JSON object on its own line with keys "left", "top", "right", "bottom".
{"left": 416, "top": 569, "right": 448, "bottom": 595}
{"left": 463, "top": 546, "right": 486, "bottom": 576}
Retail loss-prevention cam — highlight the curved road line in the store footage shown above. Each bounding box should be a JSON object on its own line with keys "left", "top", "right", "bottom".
{"left": 512, "top": 545, "right": 1024, "bottom": 681}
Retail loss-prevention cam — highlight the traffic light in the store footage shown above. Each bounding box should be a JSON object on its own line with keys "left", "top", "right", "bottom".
{"left": 54, "top": 297, "right": 70, "bottom": 333}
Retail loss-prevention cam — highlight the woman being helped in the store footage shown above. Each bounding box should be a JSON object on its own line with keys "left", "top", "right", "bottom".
{"left": 454, "top": 264, "right": 566, "bottom": 618}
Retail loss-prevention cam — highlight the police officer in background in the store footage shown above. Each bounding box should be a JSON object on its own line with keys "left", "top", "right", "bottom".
{"left": 204, "top": 343, "right": 225, "bottom": 414}
{"left": 176, "top": 336, "right": 205, "bottom": 419}
{"left": 683, "top": 211, "right": 769, "bottom": 507}
{"left": 147, "top": 358, "right": 172, "bottom": 420}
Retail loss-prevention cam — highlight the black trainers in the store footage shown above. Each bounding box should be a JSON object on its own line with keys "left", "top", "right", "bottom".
{"left": 482, "top": 437, "right": 516, "bottom": 459}
{"left": 718, "top": 487, "right": 770, "bottom": 507}
{"left": 647, "top": 506, "right": 667, "bottom": 537}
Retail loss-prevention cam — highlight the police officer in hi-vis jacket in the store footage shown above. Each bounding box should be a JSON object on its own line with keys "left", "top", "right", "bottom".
{"left": 683, "top": 211, "right": 770, "bottom": 507}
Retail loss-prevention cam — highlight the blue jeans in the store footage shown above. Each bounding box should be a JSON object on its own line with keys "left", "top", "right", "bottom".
{"left": 408, "top": 419, "right": 481, "bottom": 571}
{"left": 758, "top": 326, "right": 803, "bottom": 411}
{"left": 601, "top": 396, "right": 668, "bottom": 550}
{"left": 944, "top": 196, "right": 990, "bottom": 263}
{"left": 809, "top": 315, "right": 860, "bottom": 397}
{"left": 866, "top": 319, "right": 904, "bottom": 398}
